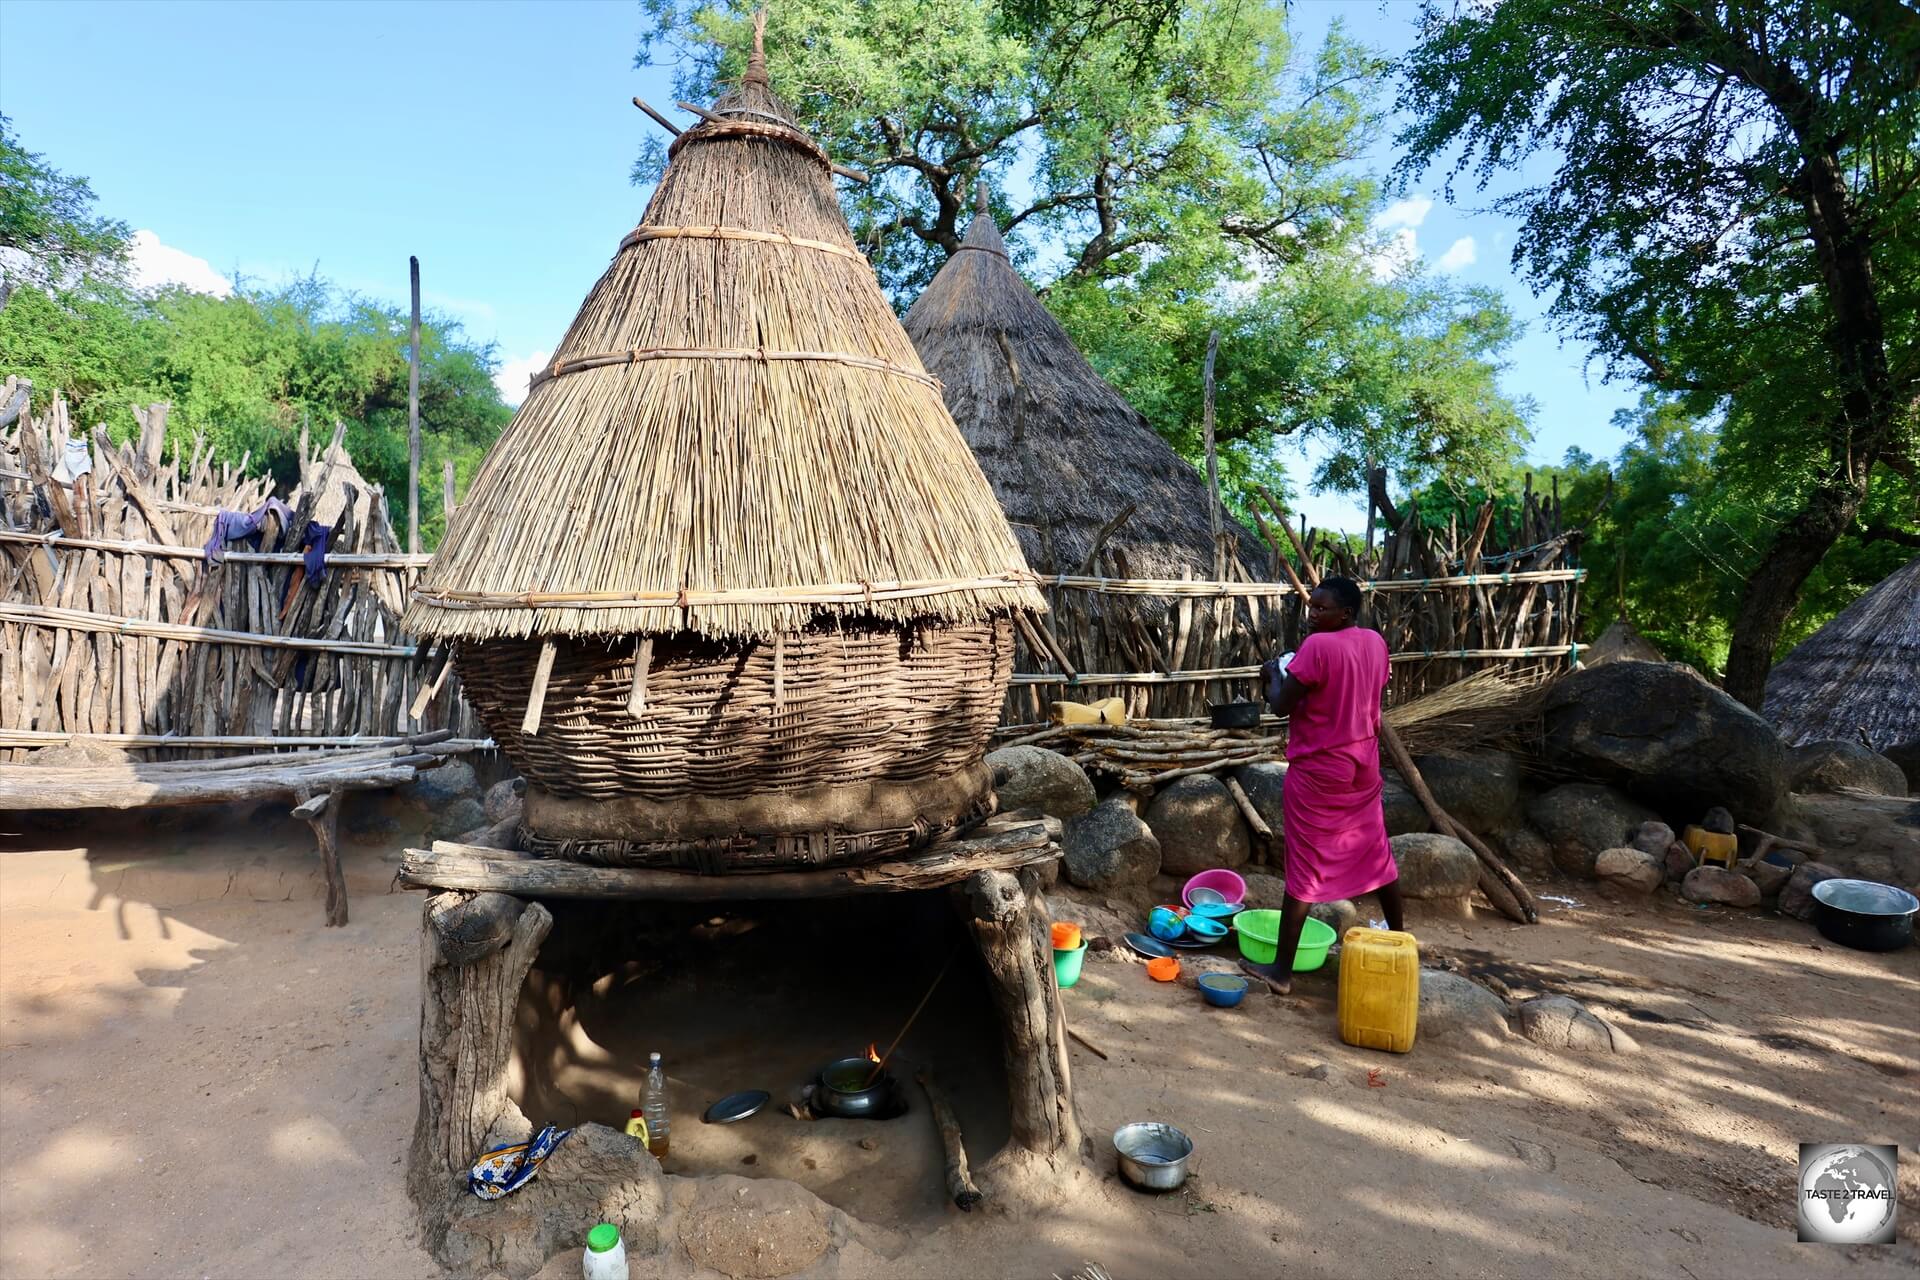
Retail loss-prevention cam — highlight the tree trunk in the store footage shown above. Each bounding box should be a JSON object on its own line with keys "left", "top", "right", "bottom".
{"left": 1723, "top": 478, "right": 1868, "bottom": 709}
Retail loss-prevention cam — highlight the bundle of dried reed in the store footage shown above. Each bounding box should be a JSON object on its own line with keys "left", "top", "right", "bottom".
{"left": 404, "top": 47, "right": 1037, "bottom": 645}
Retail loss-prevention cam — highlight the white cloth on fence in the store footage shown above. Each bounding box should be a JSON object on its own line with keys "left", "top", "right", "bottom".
{"left": 51, "top": 439, "right": 92, "bottom": 485}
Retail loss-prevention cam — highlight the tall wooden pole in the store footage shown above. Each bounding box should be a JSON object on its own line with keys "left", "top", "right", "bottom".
{"left": 1201, "top": 329, "right": 1222, "bottom": 576}
{"left": 407, "top": 256, "right": 422, "bottom": 555}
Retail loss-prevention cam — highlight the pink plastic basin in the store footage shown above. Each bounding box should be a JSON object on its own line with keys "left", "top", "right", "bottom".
{"left": 1182, "top": 869, "right": 1248, "bottom": 909}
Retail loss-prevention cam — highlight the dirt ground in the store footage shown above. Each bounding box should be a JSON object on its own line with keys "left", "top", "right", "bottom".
{"left": 3, "top": 805, "right": 1917, "bottom": 1279}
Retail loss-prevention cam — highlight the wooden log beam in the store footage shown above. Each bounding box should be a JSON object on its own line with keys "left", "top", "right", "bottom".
{"left": 400, "top": 817, "right": 1063, "bottom": 899}
{"left": 0, "top": 755, "right": 436, "bottom": 810}
{"left": 917, "top": 1066, "right": 985, "bottom": 1212}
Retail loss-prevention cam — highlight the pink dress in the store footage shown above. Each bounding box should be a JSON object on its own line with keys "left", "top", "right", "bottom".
{"left": 1281, "top": 627, "right": 1396, "bottom": 903}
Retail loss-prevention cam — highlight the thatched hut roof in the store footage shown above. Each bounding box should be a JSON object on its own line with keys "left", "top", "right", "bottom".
{"left": 406, "top": 39, "right": 1040, "bottom": 643}
{"left": 1764, "top": 555, "right": 1920, "bottom": 748}
{"left": 901, "top": 199, "right": 1265, "bottom": 579}
{"left": 1584, "top": 617, "right": 1664, "bottom": 666}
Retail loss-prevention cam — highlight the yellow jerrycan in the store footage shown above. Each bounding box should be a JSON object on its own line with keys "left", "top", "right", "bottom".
{"left": 1338, "top": 927, "right": 1420, "bottom": 1053}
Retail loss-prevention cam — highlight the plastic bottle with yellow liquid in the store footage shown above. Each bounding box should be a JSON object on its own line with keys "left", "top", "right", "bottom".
{"left": 1337, "top": 927, "right": 1420, "bottom": 1053}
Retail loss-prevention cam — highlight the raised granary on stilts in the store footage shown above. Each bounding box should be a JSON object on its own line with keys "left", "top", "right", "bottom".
{"left": 404, "top": 36, "right": 1042, "bottom": 870}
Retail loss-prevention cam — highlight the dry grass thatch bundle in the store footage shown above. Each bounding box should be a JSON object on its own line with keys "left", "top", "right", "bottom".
{"left": 1763, "top": 554, "right": 1920, "bottom": 750}
{"left": 902, "top": 194, "right": 1264, "bottom": 581}
{"left": 1381, "top": 665, "right": 1551, "bottom": 758}
{"left": 402, "top": 28, "right": 1040, "bottom": 869}
{"left": 405, "top": 52, "right": 1038, "bottom": 644}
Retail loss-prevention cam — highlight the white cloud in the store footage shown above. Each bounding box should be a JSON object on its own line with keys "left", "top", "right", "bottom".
{"left": 128, "top": 230, "right": 233, "bottom": 297}
{"left": 492, "top": 350, "right": 551, "bottom": 406}
{"left": 1367, "top": 227, "right": 1420, "bottom": 282}
{"left": 1436, "top": 236, "right": 1478, "bottom": 272}
{"left": 1373, "top": 196, "right": 1434, "bottom": 231}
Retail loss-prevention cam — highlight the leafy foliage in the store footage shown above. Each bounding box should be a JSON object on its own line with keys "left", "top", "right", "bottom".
{"left": 0, "top": 114, "right": 131, "bottom": 296}
{"left": 0, "top": 277, "right": 510, "bottom": 548}
{"left": 636, "top": 0, "right": 1532, "bottom": 510}
{"left": 1397, "top": 0, "right": 1920, "bottom": 702}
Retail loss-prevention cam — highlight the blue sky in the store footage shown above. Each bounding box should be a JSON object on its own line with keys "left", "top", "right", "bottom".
{"left": 1, "top": 0, "right": 1639, "bottom": 532}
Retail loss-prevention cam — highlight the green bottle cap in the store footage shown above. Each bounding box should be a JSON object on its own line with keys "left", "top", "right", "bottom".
{"left": 587, "top": 1223, "right": 620, "bottom": 1254}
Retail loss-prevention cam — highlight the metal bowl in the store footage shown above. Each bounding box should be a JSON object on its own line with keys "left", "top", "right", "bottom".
{"left": 816, "top": 1057, "right": 891, "bottom": 1118}
{"left": 1114, "top": 1121, "right": 1194, "bottom": 1191}
{"left": 1811, "top": 878, "right": 1918, "bottom": 951}
{"left": 1209, "top": 700, "right": 1263, "bottom": 730}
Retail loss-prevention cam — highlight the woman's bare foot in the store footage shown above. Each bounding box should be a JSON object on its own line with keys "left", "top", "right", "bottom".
{"left": 1240, "top": 960, "right": 1292, "bottom": 996}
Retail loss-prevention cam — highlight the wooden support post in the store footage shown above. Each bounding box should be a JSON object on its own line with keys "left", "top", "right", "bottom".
{"left": 292, "top": 789, "right": 348, "bottom": 927}
{"left": 407, "top": 255, "right": 422, "bottom": 556}
{"left": 626, "top": 636, "right": 653, "bottom": 717}
{"left": 408, "top": 892, "right": 552, "bottom": 1208}
{"left": 960, "top": 866, "right": 1085, "bottom": 1190}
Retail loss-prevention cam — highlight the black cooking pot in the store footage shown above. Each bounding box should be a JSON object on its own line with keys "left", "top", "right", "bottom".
{"left": 1209, "top": 701, "right": 1263, "bottom": 730}
{"left": 1811, "top": 878, "right": 1918, "bottom": 951}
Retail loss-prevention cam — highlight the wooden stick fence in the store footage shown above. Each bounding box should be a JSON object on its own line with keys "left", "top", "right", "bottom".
{"left": 0, "top": 378, "right": 482, "bottom": 762}
{"left": 1001, "top": 478, "right": 1585, "bottom": 722}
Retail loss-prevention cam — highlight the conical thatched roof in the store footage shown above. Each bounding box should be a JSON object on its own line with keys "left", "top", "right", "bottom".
{"left": 902, "top": 201, "right": 1265, "bottom": 578}
{"left": 1584, "top": 617, "right": 1663, "bottom": 666}
{"left": 1764, "top": 555, "right": 1920, "bottom": 748}
{"left": 406, "top": 42, "right": 1040, "bottom": 643}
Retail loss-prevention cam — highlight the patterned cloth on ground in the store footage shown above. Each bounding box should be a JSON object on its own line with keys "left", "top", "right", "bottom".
{"left": 467, "top": 1124, "right": 572, "bottom": 1200}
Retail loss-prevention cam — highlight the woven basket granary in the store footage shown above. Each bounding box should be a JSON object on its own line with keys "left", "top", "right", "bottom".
{"left": 405, "top": 29, "right": 1041, "bottom": 869}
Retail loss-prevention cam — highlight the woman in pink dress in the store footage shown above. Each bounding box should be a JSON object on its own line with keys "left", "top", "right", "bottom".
{"left": 1242, "top": 575, "right": 1402, "bottom": 995}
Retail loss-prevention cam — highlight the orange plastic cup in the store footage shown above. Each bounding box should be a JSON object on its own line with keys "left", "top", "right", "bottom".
{"left": 1051, "top": 921, "right": 1083, "bottom": 951}
{"left": 1146, "top": 956, "right": 1181, "bottom": 982}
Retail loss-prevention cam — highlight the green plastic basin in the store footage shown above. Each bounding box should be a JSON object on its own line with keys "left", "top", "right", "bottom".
{"left": 1233, "top": 911, "right": 1336, "bottom": 971}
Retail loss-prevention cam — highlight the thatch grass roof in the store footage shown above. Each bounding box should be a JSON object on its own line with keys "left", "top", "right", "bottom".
{"left": 405, "top": 44, "right": 1040, "bottom": 643}
{"left": 1764, "top": 555, "right": 1920, "bottom": 749}
{"left": 902, "top": 200, "right": 1266, "bottom": 579}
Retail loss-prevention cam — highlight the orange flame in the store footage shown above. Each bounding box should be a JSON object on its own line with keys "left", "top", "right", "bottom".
{"left": 865, "top": 1042, "right": 881, "bottom": 1064}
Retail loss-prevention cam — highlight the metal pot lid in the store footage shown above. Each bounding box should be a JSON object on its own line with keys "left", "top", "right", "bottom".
{"left": 702, "top": 1090, "right": 771, "bottom": 1124}
{"left": 1124, "top": 932, "right": 1176, "bottom": 959}
{"left": 1812, "top": 878, "right": 1920, "bottom": 917}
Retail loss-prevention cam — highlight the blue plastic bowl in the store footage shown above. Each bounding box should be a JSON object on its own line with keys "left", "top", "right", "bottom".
{"left": 1189, "top": 900, "right": 1244, "bottom": 920}
{"left": 1148, "top": 906, "right": 1186, "bottom": 941}
{"left": 1197, "top": 973, "right": 1249, "bottom": 1008}
{"left": 1183, "top": 914, "right": 1229, "bottom": 941}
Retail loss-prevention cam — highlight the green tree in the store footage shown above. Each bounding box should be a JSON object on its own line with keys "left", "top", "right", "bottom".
{"left": 0, "top": 114, "right": 130, "bottom": 299}
{"left": 1398, "top": 0, "right": 1920, "bottom": 707}
{"left": 637, "top": 0, "right": 1532, "bottom": 508}
{"left": 0, "top": 277, "right": 511, "bottom": 548}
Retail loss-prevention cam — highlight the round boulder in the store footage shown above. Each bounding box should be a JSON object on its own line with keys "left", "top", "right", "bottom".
{"left": 483, "top": 776, "right": 525, "bottom": 824}
{"left": 430, "top": 795, "right": 488, "bottom": 840}
{"left": 987, "top": 745, "right": 1096, "bottom": 820}
{"left": 1515, "top": 995, "right": 1637, "bottom": 1053}
{"left": 1390, "top": 833, "right": 1479, "bottom": 916}
{"left": 1594, "top": 846, "right": 1664, "bottom": 894}
{"left": 1232, "top": 762, "right": 1288, "bottom": 834}
{"left": 1629, "top": 821, "right": 1677, "bottom": 857}
{"left": 1145, "top": 775, "right": 1251, "bottom": 877}
{"left": 1681, "top": 865, "right": 1761, "bottom": 908}
{"left": 1540, "top": 661, "right": 1787, "bottom": 821}
{"left": 1417, "top": 970, "right": 1510, "bottom": 1044}
{"left": 1881, "top": 738, "right": 1920, "bottom": 792}
{"left": 1490, "top": 825, "right": 1554, "bottom": 879}
{"left": 1412, "top": 752, "right": 1522, "bottom": 831}
{"left": 1380, "top": 773, "right": 1432, "bottom": 836}
{"left": 1777, "top": 860, "right": 1844, "bottom": 921}
{"left": 1063, "top": 794, "right": 1161, "bottom": 891}
{"left": 1309, "top": 898, "right": 1361, "bottom": 937}
{"left": 1786, "top": 740, "right": 1909, "bottom": 798}
{"left": 1525, "top": 783, "right": 1662, "bottom": 878}
{"left": 407, "top": 758, "right": 480, "bottom": 809}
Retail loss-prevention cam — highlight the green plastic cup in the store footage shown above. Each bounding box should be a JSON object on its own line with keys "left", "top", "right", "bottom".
{"left": 1053, "top": 941, "right": 1088, "bottom": 989}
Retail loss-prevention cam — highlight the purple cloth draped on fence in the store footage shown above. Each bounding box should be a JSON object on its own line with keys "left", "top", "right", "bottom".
{"left": 202, "top": 497, "right": 297, "bottom": 565}
{"left": 300, "top": 522, "right": 332, "bottom": 581}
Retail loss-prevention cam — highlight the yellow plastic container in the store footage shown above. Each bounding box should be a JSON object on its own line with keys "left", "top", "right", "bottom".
{"left": 1338, "top": 928, "right": 1420, "bottom": 1054}
{"left": 1683, "top": 825, "right": 1737, "bottom": 870}
{"left": 1048, "top": 697, "right": 1127, "bottom": 727}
